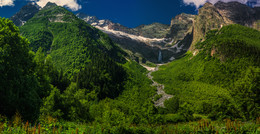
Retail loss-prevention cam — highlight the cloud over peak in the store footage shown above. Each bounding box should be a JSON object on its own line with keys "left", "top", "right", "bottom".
{"left": 182, "top": 0, "right": 252, "bottom": 8}
{"left": 0, "top": 0, "right": 82, "bottom": 11}
{"left": 35, "top": 0, "right": 82, "bottom": 11}
{"left": 0, "top": 0, "right": 14, "bottom": 7}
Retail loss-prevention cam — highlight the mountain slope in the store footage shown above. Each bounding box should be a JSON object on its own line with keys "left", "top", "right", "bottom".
{"left": 214, "top": 1, "right": 258, "bottom": 26}
{"left": 10, "top": 2, "right": 40, "bottom": 26}
{"left": 133, "top": 23, "right": 169, "bottom": 38}
{"left": 77, "top": 13, "right": 195, "bottom": 63}
{"left": 20, "top": 3, "right": 125, "bottom": 77}
{"left": 191, "top": 2, "right": 226, "bottom": 50}
{"left": 191, "top": 2, "right": 260, "bottom": 51}
{"left": 166, "top": 13, "right": 195, "bottom": 45}
{"left": 153, "top": 24, "right": 260, "bottom": 120}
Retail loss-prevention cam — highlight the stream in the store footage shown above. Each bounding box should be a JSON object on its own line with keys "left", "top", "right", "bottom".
{"left": 143, "top": 65, "right": 173, "bottom": 108}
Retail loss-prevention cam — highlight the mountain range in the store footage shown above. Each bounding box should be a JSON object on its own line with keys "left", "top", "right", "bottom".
{"left": 76, "top": 12, "right": 194, "bottom": 63}
{"left": 76, "top": 1, "right": 260, "bottom": 63}
{"left": 10, "top": 1, "right": 260, "bottom": 64}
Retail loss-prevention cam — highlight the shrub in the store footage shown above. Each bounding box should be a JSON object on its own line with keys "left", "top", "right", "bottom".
{"left": 164, "top": 97, "right": 180, "bottom": 114}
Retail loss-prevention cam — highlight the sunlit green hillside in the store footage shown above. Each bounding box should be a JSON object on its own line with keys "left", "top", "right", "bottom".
{"left": 153, "top": 24, "right": 260, "bottom": 120}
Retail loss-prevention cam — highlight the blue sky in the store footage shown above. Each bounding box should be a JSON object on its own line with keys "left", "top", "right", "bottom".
{"left": 0, "top": 0, "right": 198, "bottom": 28}
{"left": 75, "top": 0, "right": 197, "bottom": 27}
{"left": 0, "top": 0, "right": 255, "bottom": 27}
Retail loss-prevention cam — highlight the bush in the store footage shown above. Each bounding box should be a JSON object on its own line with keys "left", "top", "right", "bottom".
{"left": 164, "top": 97, "right": 180, "bottom": 114}
{"left": 154, "top": 94, "right": 162, "bottom": 101}
{"left": 178, "top": 102, "right": 194, "bottom": 121}
{"left": 208, "top": 97, "right": 241, "bottom": 120}
{"left": 165, "top": 114, "right": 186, "bottom": 123}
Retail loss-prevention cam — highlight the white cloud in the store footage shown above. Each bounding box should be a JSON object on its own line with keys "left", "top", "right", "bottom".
{"left": 35, "top": 0, "right": 82, "bottom": 11}
{"left": 0, "top": 0, "right": 82, "bottom": 11}
{"left": 182, "top": 0, "right": 207, "bottom": 8}
{"left": 182, "top": 0, "right": 251, "bottom": 8}
{"left": 0, "top": 0, "right": 15, "bottom": 7}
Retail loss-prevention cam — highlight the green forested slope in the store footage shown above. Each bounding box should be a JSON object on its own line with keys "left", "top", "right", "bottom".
{"left": 153, "top": 24, "right": 260, "bottom": 120}
{"left": 20, "top": 4, "right": 125, "bottom": 78}
{"left": 0, "top": 3, "right": 159, "bottom": 127}
{"left": 40, "top": 60, "right": 158, "bottom": 124}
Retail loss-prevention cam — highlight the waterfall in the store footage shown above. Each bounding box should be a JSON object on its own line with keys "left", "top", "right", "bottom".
{"left": 158, "top": 50, "right": 162, "bottom": 62}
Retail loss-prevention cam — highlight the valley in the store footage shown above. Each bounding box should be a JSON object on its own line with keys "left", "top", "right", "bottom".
{"left": 0, "top": 1, "right": 259, "bottom": 133}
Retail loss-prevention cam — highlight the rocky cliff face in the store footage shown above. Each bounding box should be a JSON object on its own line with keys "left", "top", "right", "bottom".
{"left": 191, "top": 2, "right": 226, "bottom": 50}
{"left": 10, "top": 2, "right": 40, "bottom": 26}
{"left": 166, "top": 13, "right": 195, "bottom": 46}
{"left": 215, "top": 1, "right": 260, "bottom": 30}
{"left": 191, "top": 1, "right": 260, "bottom": 51}
{"left": 133, "top": 23, "right": 169, "bottom": 38}
{"left": 214, "top": 1, "right": 258, "bottom": 26}
{"left": 76, "top": 13, "right": 99, "bottom": 24}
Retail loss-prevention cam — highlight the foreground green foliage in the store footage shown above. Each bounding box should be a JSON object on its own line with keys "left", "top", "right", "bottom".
{"left": 153, "top": 24, "right": 260, "bottom": 121}
{"left": 0, "top": 114, "right": 259, "bottom": 133}
{"left": 0, "top": 18, "right": 41, "bottom": 121}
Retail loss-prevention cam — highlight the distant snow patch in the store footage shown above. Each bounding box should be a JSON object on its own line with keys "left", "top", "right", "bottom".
{"left": 171, "top": 42, "right": 184, "bottom": 53}
{"left": 21, "top": 21, "right": 26, "bottom": 26}
{"left": 95, "top": 25, "right": 166, "bottom": 45}
{"left": 169, "top": 57, "right": 175, "bottom": 61}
